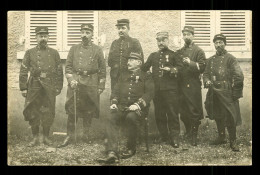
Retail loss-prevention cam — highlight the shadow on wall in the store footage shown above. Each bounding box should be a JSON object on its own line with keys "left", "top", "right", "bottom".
{"left": 8, "top": 62, "right": 252, "bottom": 138}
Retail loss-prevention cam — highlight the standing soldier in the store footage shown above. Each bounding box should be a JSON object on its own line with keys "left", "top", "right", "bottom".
{"left": 142, "top": 32, "right": 183, "bottom": 148}
{"left": 176, "top": 26, "right": 206, "bottom": 146}
{"left": 19, "top": 26, "right": 64, "bottom": 147}
{"left": 108, "top": 19, "right": 144, "bottom": 91}
{"left": 57, "top": 24, "right": 106, "bottom": 148}
{"left": 203, "top": 34, "right": 244, "bottom": 152}
{"left": 98, "top": 52, "right": 154, "bottom": 164}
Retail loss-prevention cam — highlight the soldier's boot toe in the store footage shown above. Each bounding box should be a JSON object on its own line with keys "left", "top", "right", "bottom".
{"left": 210, "top": 137, "right": 227, "bottom": 145}
{"left": 43, "top": 136, "right": 53, "bottom": 146}
{"left": 230, "top": 140, "right": 240, "bottom": 152}
{"left": 120, "top": 149, "right": 136, "bottom": 159}
{"left": 97, "top": 151, "right": 119, "bottom": 164}
{"left": 191, "top": 135, "right": 198, "bottom": 146}
{"left": 28, "top": 136, "right": 40, "bottom": 147}
{"left": 170, "top": 138, "right": 180, "bottom": 148}
{"left": 57, "top": 136, "right": 72, "bottom": 148}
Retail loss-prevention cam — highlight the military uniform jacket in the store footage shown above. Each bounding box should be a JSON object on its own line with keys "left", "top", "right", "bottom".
{"left": 176, "top": 43, "right": 206, "bottom": 118}
{"left": 65, "top": 42, "right": 106, "bottom": 118}
{"left": 65, "top": 42, "right": 106, "bottom": 89}
{"left": 108, "top": 36, "right": 144, "bottom": 79}
{"left": 141, "top": 47, "right": 183, "bottom": 91}
{"left": 111, "top": 69, "right": 154, "bottom": 112}
{"left": 19, "top": 45, "right": 64, "bottom": 121}
{"left": 203, "top": 50, "right": 244, "bottom": 125}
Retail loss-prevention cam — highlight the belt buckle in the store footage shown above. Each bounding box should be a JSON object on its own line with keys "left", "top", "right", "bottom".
{"left": 40, "top": 72, "right": 46, "bottom": 78}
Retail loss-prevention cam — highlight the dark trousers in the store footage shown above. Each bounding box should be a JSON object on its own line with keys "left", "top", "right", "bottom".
{"left": 179, "top": 94, "right": 202, "bottom": 134}
{"left": 153, "top": 90, "right": 180, "bottom": 140}
{"left": 110, "top": 77, "right": 118, "bottom": 92}
{"left": 67, "top": 114, "right": 92, "bottom": 136}
{"left": 28, "top": 88, "right": 54, "bottom": 136}
{"left": 106, "top": 110, "right": 140, "bottom": 155}
{"left": 214, "top": 96, "right": 237, "bottom": 141}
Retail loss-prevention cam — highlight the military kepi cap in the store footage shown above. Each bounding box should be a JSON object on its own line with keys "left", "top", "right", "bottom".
{"left": 156, "top": 31, "right": 169, "bottom": 39}
{"left": 80, "top": 24, "right": 94, "bottom": 31}
{"left": 129, "top": 52, "right": 142, "bottom": 61}
{"left": 213, "top": 34, "right": 226, "bottom": 45}
{"left": 182, "top": 26, "right": 194, "bottom": 35}
{"left": 115, "top": 19, "right": 130, "bottom": 26}
{"left": 35, "top": 26, "right": 49, "bottom": 34}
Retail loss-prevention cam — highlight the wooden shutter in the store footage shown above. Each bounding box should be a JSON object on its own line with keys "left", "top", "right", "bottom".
{"left": 216, "top": 11, "right": 251, "bottom": 51}
{"left": 181, "top": 11, "right": 215, "bottom": 51}
{"left": 63, "top": 11, "right": 98, "bottom": 51}
{"left": 25, "top": 11, "right": 62, "bottom": 50}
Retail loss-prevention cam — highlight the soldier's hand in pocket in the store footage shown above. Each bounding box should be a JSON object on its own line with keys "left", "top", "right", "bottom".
{"left": 21, "top": 90, "right": 27, "bottom": 98}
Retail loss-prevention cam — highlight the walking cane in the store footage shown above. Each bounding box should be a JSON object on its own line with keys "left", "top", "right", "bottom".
{"left": 74, "top": 86, "right": 77, "bottom": 144}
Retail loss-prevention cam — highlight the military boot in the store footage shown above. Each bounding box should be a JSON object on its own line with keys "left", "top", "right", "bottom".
{"left": 28, "top": 135, "right": 40, "bottom": 147}
{"left": 28, "top": 126, "right": 40, "bottom": 147}
{"left": 83, "top": 117, "right": 92, "bottom": 144}
{"left": 191, "top": 125, "right": 199, "bottom": 146}
{"left": 210, "top": 120, "right": 227, "bottom": 145}
{"left": 57, "top": 135, "right": 73, "bottom": 148}
{"left": 170, "top": 134, "right": 180, "bottom": 148}
{"left": 230, "top": 140, "right": 240, "bottom": 152}
{"left": 43, "top": 126, "right": 53, "bottom": 146}
{"left": 82, "top": 127, "right": 92, "bottom": 144}
{"left": 227, "top": 125, "right": 239, "bottom": 151}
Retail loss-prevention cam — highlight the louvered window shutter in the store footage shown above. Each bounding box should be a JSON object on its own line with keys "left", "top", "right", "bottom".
{"left": 25, "top": 11, "right": 62, "bottom": 50}
{"left": 181, "top": 11, "right": 216, "bottom": 51}
{"left": 62, "top": 11, "right": 98, "bottom": 51}
{"left": 215, "top": 11, "right": 251, "bottom": 51}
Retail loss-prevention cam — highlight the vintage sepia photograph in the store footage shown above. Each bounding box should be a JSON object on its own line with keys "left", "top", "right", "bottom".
{"left": 7, "top": 10, "right": 252, "bottom": 166}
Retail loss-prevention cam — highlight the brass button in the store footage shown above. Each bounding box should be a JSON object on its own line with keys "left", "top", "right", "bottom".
{"left": 187, "top": 84, "right": 190, "bottom": 87}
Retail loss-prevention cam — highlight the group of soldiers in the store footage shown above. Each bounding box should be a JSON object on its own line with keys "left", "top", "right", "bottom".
{"left": 19, "top": 18, "right": 244, "bottom": 164}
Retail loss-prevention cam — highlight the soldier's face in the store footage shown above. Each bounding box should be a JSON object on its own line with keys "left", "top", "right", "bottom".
{"left": 128, "top": 59, "right": 141, "bottom": 70}
{"left": 117, "top": 25, "right": 129, "bottom": 38}
{"left": 36, "top": 33, "right": 49, "bottom": 47}
{"left": 214, "top": 39, "right": 226, "bottom": 52}
{"left": 182, "top": 31, "right": 194, "bottom": 45}
{"left": 81, "top": 30, "right": 93, "bottom": 44}
{"left": 157, "top": 37, "right": 169, "bottom": 50}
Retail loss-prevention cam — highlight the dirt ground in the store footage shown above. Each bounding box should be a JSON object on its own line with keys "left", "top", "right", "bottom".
{"left": 8, "top": 119, "right": 252, "bottom": 166}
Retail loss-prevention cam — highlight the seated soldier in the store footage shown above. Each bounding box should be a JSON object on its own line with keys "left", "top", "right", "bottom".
{"left": 98, "top": 52, "right": 154, "bottom": 164}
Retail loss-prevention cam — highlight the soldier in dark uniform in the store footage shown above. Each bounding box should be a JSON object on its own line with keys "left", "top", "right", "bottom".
{"left": 142, "top": 32, "right": 183, "bottom": 148}
{"left": 203, "top": 34, "right": 244, "bottom": 152}
{"left": 98, "top": 52, "right": 154, "bottom": 164}
{"left": 19, "top": 26, "right": 64, "bottom": 147}
{"left": 108, "top": 19, "right": 144, "bottom": 91}
{"left": 57, "top": 24, "right": 106, "bottom": 148}
{"left": 176, "top": 26, "right": 206, "bottom": 146}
